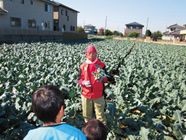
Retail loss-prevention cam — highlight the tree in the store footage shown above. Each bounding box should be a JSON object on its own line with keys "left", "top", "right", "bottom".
{"left": 113, "top": 30, "right": 120, "bottom": 36}
{"left": 104, "top": 29, "right": 113, "bottom": 36}
{"left": 113, "top": 30, "right": 124, "bottom": 37}
{"left": 152, "top": 31, "right": 163, "bottom": 40}
{"left": 128, "top": 32, "right": 139, "bottom": 37}
{"left": 145, "top": 29, "right": 152, "bottom": 37}
{"left": 77, "top": 26, "right": 84, "bottom": 33}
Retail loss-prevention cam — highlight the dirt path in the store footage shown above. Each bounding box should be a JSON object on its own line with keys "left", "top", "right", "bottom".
{"left": 150, "top": 40, "right": 186, "bottom": 46}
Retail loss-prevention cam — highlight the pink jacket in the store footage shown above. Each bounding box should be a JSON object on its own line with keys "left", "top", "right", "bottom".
{"left": 78, "top": 59, "right": 107, "bottom": 99}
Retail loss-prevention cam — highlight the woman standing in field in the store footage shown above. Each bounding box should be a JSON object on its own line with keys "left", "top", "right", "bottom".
{"left": 78, "top": 45, "right": 108, "bottom": 125}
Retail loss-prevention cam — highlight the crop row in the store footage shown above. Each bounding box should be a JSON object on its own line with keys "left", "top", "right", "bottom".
{"left": 0, "top": 40, "right": 185, "bottom": 139}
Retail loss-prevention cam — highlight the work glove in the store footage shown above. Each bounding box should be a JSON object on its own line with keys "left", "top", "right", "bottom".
{"left": 97, "top": 77, "right": 104, "bottom": 83}
{"left": 82, "top": 80, "right": 92, "bottom": 87}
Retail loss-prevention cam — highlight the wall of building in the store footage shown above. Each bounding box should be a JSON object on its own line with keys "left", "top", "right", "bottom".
{"left": 58, "top": 6, "right": 78, "bottom": 32}
{"left": 62, "top": 32, "right": 87, "bottom": 41}
{"left": 162, "top": 35, "right": 174, "bottom": 41}
{"left": 125, "top": 28, "right": 143, "bottom": 37}
{"left": 0, "top": 28, "right": 87, "bottom": 43}
{"left": 0, "top": 0, "right": 54, "bottom": 30}
{"left": 0, "top": 28, "right": 62, "bottom": 43}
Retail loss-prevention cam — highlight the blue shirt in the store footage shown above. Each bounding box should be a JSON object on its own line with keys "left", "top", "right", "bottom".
{"left": 23, "top": 123, "right": 87, "bottom": 140}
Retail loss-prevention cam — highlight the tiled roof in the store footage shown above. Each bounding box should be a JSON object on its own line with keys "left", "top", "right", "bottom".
{"left": 0, "top": 7, "right": 8, "bottom": 14}
{"left": 170, "top": 30, "right": 181, "bottom": 35}
{"left": 126, "top": 22, "right": 144, "bottom": 27}
{"left": 84, "top": 24, "right": 95, "bottom": 27}
{"left": 163, "top": 31, "right": 170, "bottom": 35}
{"left": 163, "top": 30, "right": 181, "bottom": 35}
{"left": 53, "top": 1, "right": 79, "bottom": 12}
{"left": 40, "top": 0, "right": 58, "bottom": 6}
{"left": 167, "top": 24, "right": 184, "bottom": 29}
{"left": 41, "top": 0, "right": 79, "bottom": 13}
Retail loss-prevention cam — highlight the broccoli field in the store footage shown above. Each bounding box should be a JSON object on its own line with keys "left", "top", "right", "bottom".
{"left": 0, "top": 39, "right": 186, "bottom": 140}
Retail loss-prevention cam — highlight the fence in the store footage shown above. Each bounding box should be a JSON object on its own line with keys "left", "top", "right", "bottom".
{"left": 0, "top": 28, "right": 87, "bottom": 43}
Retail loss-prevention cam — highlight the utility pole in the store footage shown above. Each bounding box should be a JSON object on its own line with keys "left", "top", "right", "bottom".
{"left": 146, "top": 17, "right": 149, "bottom": 31}
{"left": 105, "top": 16, "right": 107, "bottom": 31}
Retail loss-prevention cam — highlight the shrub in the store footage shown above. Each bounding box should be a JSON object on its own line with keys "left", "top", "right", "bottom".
{"left": 145, "top": 29, "right": 152, "bottom": 37}
{"left": 128, "top": 32, "right": 139, "bottom": 37}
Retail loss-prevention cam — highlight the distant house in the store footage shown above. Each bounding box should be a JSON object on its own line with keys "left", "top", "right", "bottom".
{"left": 162, "top": 24, "right": 185, "bottom": 41}
{"left": 180, "top": 24, "right": 186, "bottom": 41}
{"left": 125, "top": 22, "right": 144, "bottom": 37}
{"left": 0, "top": 0, "right": 79, "bottom": 32}
{"left": 84, "top": 24, "right": 97, "bottom": 34}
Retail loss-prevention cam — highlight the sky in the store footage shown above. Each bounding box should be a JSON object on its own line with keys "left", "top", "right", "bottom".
{"left": 56, "top": 0, "right": 186, "bottom": 34}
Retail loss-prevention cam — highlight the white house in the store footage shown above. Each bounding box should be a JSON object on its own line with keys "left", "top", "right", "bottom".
{"left": 84, "top": 24, "right": 97, "bottom": 34}
{"left": 162, "top": 24, "right": 185, "bottom": 41}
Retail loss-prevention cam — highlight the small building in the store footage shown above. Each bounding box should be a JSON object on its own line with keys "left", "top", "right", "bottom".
{"left": 125, "top": 22, "right": 144, "bottom": 37}
{"left": 84, "top": 24, "right": 97, "bottom": 35}
{"left": 162, "top": 24, "right": 185, "bottom": 41}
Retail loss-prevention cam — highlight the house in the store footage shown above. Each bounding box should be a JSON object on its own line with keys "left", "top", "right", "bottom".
{"left": 84, "top": 24, "right": 97, "bottom": 34}
{"left": 125, "top": 22, "right": 144, "bottom": 37}
{"left": 0, "top": 0, "right": 79, "bottom": 32}
{"left": 180, "top": 24, "right": 186, "bottom": 41}
{"left": 162, "top": 24, "right": 185, "bottom": 41}
{"left": 53, "top": 1, "right": 79, "bottom": 32}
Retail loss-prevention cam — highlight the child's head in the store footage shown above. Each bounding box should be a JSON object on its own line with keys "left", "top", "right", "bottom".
{"left": 82, "top": 119, "right": 108, "bottom": 140}
{"left": 32, "top": 85, "right": 64, "bottom": 123}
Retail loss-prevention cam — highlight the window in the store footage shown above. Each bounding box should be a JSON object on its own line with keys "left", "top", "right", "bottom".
{"left": 67, "top": 16, "right": 69, "bottom": 21}
{"left": 61, "top": 9, "right": 64, "bottom": 15}
{"left": 63, "top": 25, "right": 66, "bottom": 31}
{"left": 20, "top": 0, "right": 24, "bottom": 4}
{"left": 10, "top": 0, "right": 15, "bottom": 2}
{"left": 44, "top": 22, "right": 48, "bottom": 28}
{"left": 28, "top": 19, "right": 36, "bottom": 28}
{"left": 45, "top": 4, "right": 50, "bottom": 12}
{"left": 136, "top": 26, "right": 141, "bottom": 29}
{"left": 30, "top": 0, "right": 33, "bottom": 5}
{"left": 47, "top": 21, "right": 50, "bottom": 29}
{"left": 10, "top": 17, "right": 21, "bottom": 27}
{"left": 65, "top": 10, "right": 68, "bottom": 16}
{"left": 70, "top": 26, "right": 75, "bottom": 31}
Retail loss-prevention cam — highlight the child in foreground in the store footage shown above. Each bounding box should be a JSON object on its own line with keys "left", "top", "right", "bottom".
{"left": 82, "top": 119, "right": 108, "bottom": 140}
{"left": 24, "top": 85, "right": 86, "bottom": 140}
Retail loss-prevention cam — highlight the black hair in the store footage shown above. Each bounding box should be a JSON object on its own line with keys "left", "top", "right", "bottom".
{"left": 82, "top": 119, "right": 108, "bottom": 140}
{"left": 32, "top": 85, "right": 64, "bottom": 123}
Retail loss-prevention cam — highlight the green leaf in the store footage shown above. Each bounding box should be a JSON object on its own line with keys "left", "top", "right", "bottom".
{"left": 27, "top": 112, "right": 35, "bottom": 120}
{"left": 106, "top": 101, "right": 116, "bottom": 117}
{"left": 127, "top": 135, "right": 136, "bottom": 140}
{"left": 0, "top": 118, "right": 9, "bottom": 127}
{"left": 181, "top": 100, "right": 186, "bottom": 112}
{"left": 173, "top": 110, "right": 183, "bottom": 123}
{"left": 69, "top": 90, "right": 75, "bottom": 98}
{"left": 163, "top": 136, "right": 174, "bottom": 140}
{"left": 139, "top": 127, "right": 149, "bottom": 140}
